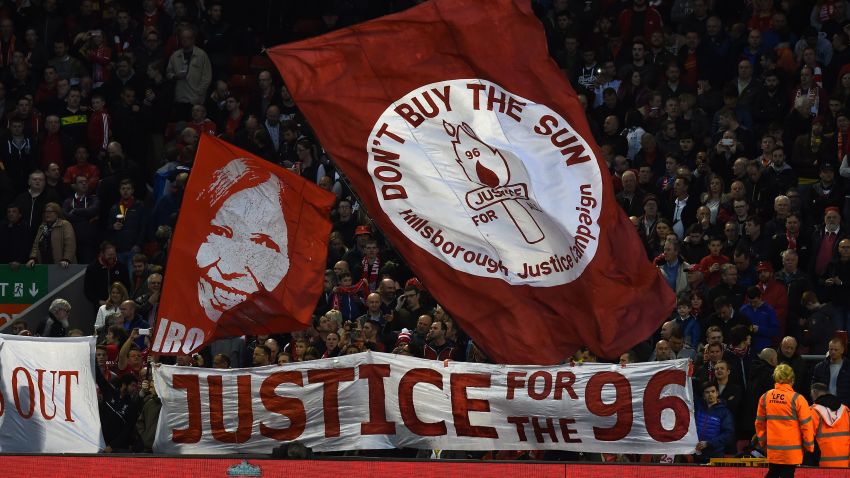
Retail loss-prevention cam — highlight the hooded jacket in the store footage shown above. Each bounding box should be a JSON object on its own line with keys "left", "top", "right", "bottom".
{"left": 810, "top": 393, "right": 850, "bottom": 467}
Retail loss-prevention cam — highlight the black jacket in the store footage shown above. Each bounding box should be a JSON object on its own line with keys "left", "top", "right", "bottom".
{"left": 95, "top": 366, "right": 142, "bottom": 451}
{"left": 812, "top": 358, "right": 850, "bottom": 408}
{"left": 84, "top": 258, "right": 131, "bottom": 305}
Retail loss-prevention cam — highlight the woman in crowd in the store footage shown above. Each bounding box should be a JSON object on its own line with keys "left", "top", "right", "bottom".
{"left": 95, "top": 282, "right": 129, "bottom": 332}
{"left": 701, "top": 174, "right": 725, "bottom": 225}
{"left": 647, "top": 217, "right": 674, "bottom": 259}
{"left": 295, "top": 138, "right": 326, "bottom": 184}
{"left": 327, "top": 231, "right": 348, "bottom": 268}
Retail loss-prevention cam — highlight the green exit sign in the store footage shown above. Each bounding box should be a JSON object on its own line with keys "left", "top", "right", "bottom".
{"left": 0, "top": 265, "right": 48, "bottom": 304}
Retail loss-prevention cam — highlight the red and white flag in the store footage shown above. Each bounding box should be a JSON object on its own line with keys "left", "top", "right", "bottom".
{"left": 151, "top": 135, "right": 336, "bottom": 355}
{"left": 268, "top": 0, "right": 674, "bottom": 364}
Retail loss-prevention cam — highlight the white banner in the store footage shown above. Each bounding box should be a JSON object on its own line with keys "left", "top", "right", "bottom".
{"left": 0, "top": 334, "right": 104, "bottom": 452}
{"left": 153, "top": 353, "right": 697, "bottom": 454}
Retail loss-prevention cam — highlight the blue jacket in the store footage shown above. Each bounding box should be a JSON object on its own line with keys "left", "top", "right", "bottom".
{"left": 695, "top": 401, "right": 734, "bottom": 459}
{"left": 739, "top": 302, "right": 779, "bottom": 352}
{"left": 674, "top": 315, "right": 701, "bottom": 348}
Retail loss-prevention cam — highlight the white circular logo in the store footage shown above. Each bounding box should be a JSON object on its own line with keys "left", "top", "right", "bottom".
{"left": 367, "top": 79, "right": 603, "bottom": 287}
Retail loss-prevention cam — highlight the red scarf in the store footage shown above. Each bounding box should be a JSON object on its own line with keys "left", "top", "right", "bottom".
{"left": 331, "top": 278, "right": 369, "bottom": 310}
{"left": 361, "top": 255, "right": 380, "bottom": 289}
{"left": 119, "top": 196, "right": 135, "bottom": 212}
{"left": 726, "top": 343, "right": 749, "bottom": 359}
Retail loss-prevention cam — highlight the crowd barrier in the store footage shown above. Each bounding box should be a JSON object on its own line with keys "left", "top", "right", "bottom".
{"left": 4, "top": 456, "right": 850, "bottom": 478}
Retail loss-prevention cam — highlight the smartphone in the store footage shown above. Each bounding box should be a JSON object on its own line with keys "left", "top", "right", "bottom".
{"left": 720, "top": 139, "right": 734, "bottom": 146}
{"left": 138, "top": 328, "right": 150, "bottom": 336}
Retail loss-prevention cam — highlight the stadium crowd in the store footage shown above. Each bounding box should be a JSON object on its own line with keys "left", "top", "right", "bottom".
{"left": 1, "top": 0, "right": 850, "bottom": 466}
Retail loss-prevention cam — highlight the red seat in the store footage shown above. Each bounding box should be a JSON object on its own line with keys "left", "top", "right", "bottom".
{"left": 228, "top": 55, "right": 251, "bottom": 75}
{"left": 250, "top": 54, "right": 275, "bottom": 72}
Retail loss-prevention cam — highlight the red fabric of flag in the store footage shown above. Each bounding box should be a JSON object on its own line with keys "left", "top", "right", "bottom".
{"left": 268, "top": 0, "right": 674, "bottom": 364}
{"left": 151, "top": 135, "right": 335, "bottom": 355}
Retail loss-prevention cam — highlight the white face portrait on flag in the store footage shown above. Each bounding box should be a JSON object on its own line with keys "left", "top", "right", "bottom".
{"left": 195, "top": 159, "right": 290, "bottom": 323}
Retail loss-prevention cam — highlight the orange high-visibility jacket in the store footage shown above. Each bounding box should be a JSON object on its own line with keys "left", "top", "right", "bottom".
{"left": 811, "top": 403, "right": 850, "bottom": 467}
{"left": 755, "top": 383, "right": 815, "bottom": 464}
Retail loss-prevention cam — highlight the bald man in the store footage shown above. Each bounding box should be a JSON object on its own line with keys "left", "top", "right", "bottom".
{"left": 654, "top": 339, "right": 674, "bottom": 361}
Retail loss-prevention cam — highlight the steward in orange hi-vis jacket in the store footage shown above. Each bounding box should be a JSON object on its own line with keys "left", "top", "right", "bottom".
{"left": 810, "top": 382, "right": 850, "bottom": 467}
{"left": 756, "top": 364, "right": 815, "bottom": 478}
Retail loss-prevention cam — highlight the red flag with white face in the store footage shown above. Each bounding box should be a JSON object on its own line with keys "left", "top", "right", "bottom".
{"left": 268, "top": 0, "right": 674, "bottom": 364}
{"left": 151, "top": 135, "right": 335, "bottom": 355}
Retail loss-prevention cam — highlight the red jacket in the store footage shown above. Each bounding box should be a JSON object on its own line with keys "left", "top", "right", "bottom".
{"left": 617, "top": 7, "right": 663, "bottom": 42}
{"left": 759, "top": 279, "right": 789, "bottom": 343}
{"left": 87, "top": 110, "right": 111, "bottom": 153}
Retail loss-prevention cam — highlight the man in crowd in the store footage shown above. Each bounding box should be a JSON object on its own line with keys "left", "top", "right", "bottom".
{"left": 694, "top": 381, "right": 734, "bottom": 463}
{"left": 424, "top": 320, "right": 455, "bottom": 360}
{"left": 809, "top": 382, "right": 850, "bottom": 467}
{"left": 84, "top": 241, "right": 130, "bottom": 308}
{"left": 811, "top": 338, "right": 850, "bottom": 407}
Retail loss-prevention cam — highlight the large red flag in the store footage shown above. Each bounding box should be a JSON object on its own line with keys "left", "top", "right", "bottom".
{"left": 151, "top": 135, "right": 335, "bottom": 355}
{"left": 268, "top": 0, "right": 674, "bottom": 365}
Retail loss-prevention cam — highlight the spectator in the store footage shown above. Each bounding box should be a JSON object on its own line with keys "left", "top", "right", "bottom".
{"left": 361, "top": 319, "right": 386, "bottom": 352}
{"left": 251, "top": 70, "right": 278, "bottom": 121}
{"left": 741, "top": 347, "right": 778, "bottom": 435}
{"left": 95, "top": 366, "right": 141, "bottom": 453}
{"left": 669, "top": 331, "right": 696, "bottom": 361}
{"left": 811, "top": 338, "right": 850, "bottom": 407}
{"left": 135, "top": 273, "right": 162, "bottom": 325}
{"left": 708, "top": 264, "right": 746, "bottom": 311}
{"left": 777, "top": 336, "right": 808, "bottom": 394}
{"left": 755, "top": 262, "right": 789, "bottom": 341}
{"left": 84, "top": 241, "right": 131, "bottom": 308}
{"left": 3, "top": 118, "right": 36, "bottom": 193}
{"left": 694, "top": 381, "right": 734, "bottom": 463}
{"left": 294, "top": 138, "right": 326, "bottom": 185}
{"left": 48, "top": 38, "right": 87, "bottom": 81}
{"left": 26, "top": 201, "right": 75, "bottom": 267}
{"left": 713, "top": 360, "right": 742, "bottom": 419}
{"left": 809, "top": 382, "right": 850, "bottom": 468}
{"left": 95, "top": 282, "right": 129, "bottom": 333}
{"left": 118, "top": 299, "right": 147, "bottom": 333}
{"left": 811, "top": 206, "right": 847, "bottom": 277}
{"left": 36, "top": 297, "right": 71, "bottom": 337}
{"left": 424, "top": 320, "right": 455, "bottom": 360}
{"left": 111, "top": 87, "right": 146, "bottom": 157}
{"left": 656, "top": 239, "right": 689, "bottom": 294}
{"left": 822, "top": 238, "right": 850, "bottom": 330}
{"left": 106, "top": 178, "right": 145, "bottom": 269}
{"left": 771, "top": 213, "right": 809, "bottom": 269}
{"left": 38, "top": 114, "right": 73, "bottom": 172}
{"left": 252, "top": 344, "right": 271, "bottom": 366}
{"left": 0, "top": 204, "right": 33, "bottom": 264}
{"left": 62, "top": 146, "right": 100, "bottom": 194}
{"left": 166, "top": 26, "right": 212, "bottom": 117}
{"left": 672, "top": 296, "right": 701, "bottom": 347}
{"left": 695, "top": 341, "right": 725, "bottom": 385}
{"left": 740, "top": 286, "right": 780, "bottom": 352}
{"left": 62, "top": 174, "right": 101, "bottom": 264}
{"left": 136, "top": 373, "right": 161, "bottom": 453}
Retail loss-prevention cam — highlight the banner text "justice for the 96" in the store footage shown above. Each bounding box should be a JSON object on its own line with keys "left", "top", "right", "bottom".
{"left": 154, "top": 354, "right": 697, "bottom": 454}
